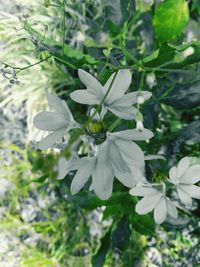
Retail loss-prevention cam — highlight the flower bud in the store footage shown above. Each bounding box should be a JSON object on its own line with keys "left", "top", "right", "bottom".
{"left": 146, "top": 73, "right": 156, "bottom": 89}
{"left": 182, "top": 47, "right": 195, "bottom": 58}
{"left": 136, "top": 120, "right": 144, "bottom": 132}
{"left": 137, "top": 93, "right": 145, "bottom": 104}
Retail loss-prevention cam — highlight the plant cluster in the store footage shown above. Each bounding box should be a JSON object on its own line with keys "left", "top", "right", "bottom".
{"left": 1, "top": 0, "right": 200, "bottom": 266}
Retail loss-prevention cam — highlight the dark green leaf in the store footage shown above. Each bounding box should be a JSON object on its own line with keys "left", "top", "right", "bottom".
{"left": 143, "top": 41, "right": 200, "bottom": 70}
{"left": 92, "top": 229, "right": 112, "bottom": 267}
{"left": 111, "top": 217, "right": 131, "bottom": 251}
{"left": 143, "top": 43, "right": 176, "bottom": 67}
{"left": 162, "top": 80, "right": 200, "bottom": 109}
{"left": 70, "top": 192, "right": 127, "bottom": 210}
{"left": 179, "top": 120, "right": 200, "bottom": 145}
{"left": 130, "top": 213, "right": 156, "bottom": 236}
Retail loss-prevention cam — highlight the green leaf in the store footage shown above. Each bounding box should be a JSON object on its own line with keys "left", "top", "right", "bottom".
{"left": 130, "top": 214, "right": 156, "bottom": 236}
{"left": 179, "top": 120, "right": 200, "bottom": 145}
{"left": 162, "top": 80, "right": 200, "bottom": 109}
{"left": 136, "top": 0, "right": 154, "bottom": 12}
{"left": 191, "top": 0, "right": 200, "bottom": 12}
{"left": 111, "top": 217, "right": 131, "bottom": 251}
{"left": 70, "top": 192, "right": 127, "bottom": 210}
{"left": 143, "top": 43, "right": 176, "bottom": 67}
{"left": 153, "top": 0, "right": 189, "bottom": 43}
{"left": 143, "top": 41, "right": 200, "bottom": 70}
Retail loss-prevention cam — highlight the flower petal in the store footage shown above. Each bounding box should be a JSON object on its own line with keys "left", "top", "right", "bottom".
{"left": 38, "top": 128, "right": 66, "bottom": 150}
{"left": 70, "top": 158, "right": 95, "bottom": 195}
{"left": 110, "top": 92, "right": 137, "bottom": 107}
{"left": 108, "top": 140, "right": 130, "bottom": 173}
{"left": 57, "top": 157, "right": 69, "bottom": 180}
{"left": 57, "top": 153, "right": 78, "bottom": 180}
{"left": 46, "top": 93, "right": 73, "bottom": 119}
{"left": 111, "top": 91, "right": 152, "bottom": 107}
{"left": 114, "top": 169, "right": 137, "bottom": 188}
{"left": 135, "top": 193, "right": 161, "bottom": 215}
{"left": 92, "top": 142, "right": 114, "bottom": 200}
{"left": 78, "top": 69, "right": 103, "bottom": 98}
{"left": 154, "top": 197, "right": 167, "bottom": 224}
{"left": 93, "top": 163, "right": 114, "bottom": 200}
{"left": 177, "top": 157, "right": 191, "bottom": 178}
{"left": 33, "top": 111, "right": 68, "bottom": 131}
{"left": 113, "top": 165, "right": 146, "bottom": 187}
{"left": 110, "top": 129, "right": 154, "bottom": 141}
{"left": 177, "top": 186, "right": 192, "bottom": 206}
{"left": 70, "top": 90, "right": 100, "bottom": 105}
{"left": 145, "top": 155, "right": 166, "bottom": 161}
{"left": 114, "top": 139, "right": 144, "bottom": 167}
{"left": 169, "top": 166, "right": 178, "bottom": 181}
{"left": 179, "top": 184, "right": 200, "bottom": 200}
{"left": 166, "top": 199, "right": 178, "bottom": 219}
{"left": 129, "top": 184, "right": 158, "bottom": 196}
{"left": 137, "top": 91, "right": 152, "bottom": 102}
{"left": 180, "top": 165, "right": 200, "bottom": 184}
{"left": 108, "top": 106, "right": 137, "bottom": 120}
{"left": 103, "top": 69, "right": 132, "bottom": 104}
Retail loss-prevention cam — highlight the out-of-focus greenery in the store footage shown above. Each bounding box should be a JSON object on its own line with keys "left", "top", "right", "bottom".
{"left": 0, "top": 0, "right": 200, "bottom": 267}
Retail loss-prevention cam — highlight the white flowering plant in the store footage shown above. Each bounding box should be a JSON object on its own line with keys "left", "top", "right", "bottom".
{"left": 33, "top": 68, "right": 200, "bottom": 227}
{"left": 1, "top": 0, "right": 200, "bottom": 265}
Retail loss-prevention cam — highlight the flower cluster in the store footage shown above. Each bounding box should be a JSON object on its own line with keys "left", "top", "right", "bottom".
{"left": 33, "top": 69, "right": 200, "bottom": 224}
{"left": 130, "top": 157, "right": 200, "bottom": 224}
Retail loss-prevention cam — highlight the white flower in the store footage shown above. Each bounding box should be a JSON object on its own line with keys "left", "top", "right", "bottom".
{"left": 70, "top": 69, "right": 152, "bottom": 120}
{"left": 33, "top": 93, "right": 79, "bottom": 150}
{"left": 169, "top": 157, "right": 200, "bottom": 206}
{"left": 57, "top": 153, "right": 78, "bottom": 180}
{"left": 62, "top": 128, "right": 153, "bottom": 200}
{"left": 130, "top": 182, "right": 178, "bottom": 224}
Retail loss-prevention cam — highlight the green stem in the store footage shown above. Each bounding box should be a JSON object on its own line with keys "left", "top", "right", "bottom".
{"left": 1, "top": 56, "right": 51, "bottom": 74}
{"left": 138, "top": 71, "right": 145, "bottom": 91}
{"left": 61, "top": 0, "right": 66, "bottom": 56}
{"left": 109, "top": 118, "right": 121, "bottom": 132}
{"left": 143, "top": 66, "right": 199, "bottom": 75}
{"left": 53, "top": 55, "right": 76, "bottom": 69}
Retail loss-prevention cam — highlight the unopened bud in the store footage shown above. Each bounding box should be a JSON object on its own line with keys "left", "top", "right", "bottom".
{"left": 182, "top": 47, "right": 195, "bottom": 58}
{"left": 137, "top": 93, "right": 145, "bottom": 104}
{"left": 136, "top": 120, "right": 144, "bottom": 132}
{"left": 146, "top": 73, "right": 156, "bottom": 89}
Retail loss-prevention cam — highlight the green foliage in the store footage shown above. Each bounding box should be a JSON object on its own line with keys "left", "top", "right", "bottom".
{"left": 153, "top": 0, "right": 189, "bottom": 42}
{"left": 136, "top": 0, "right": 154, "bottom": 12}
{"left": 162, "top": 80, "right": 200, "bottom": 109}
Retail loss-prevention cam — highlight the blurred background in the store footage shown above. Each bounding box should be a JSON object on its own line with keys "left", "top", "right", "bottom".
{"left": 0, "top": 0, "right": 200, "bottom": 267}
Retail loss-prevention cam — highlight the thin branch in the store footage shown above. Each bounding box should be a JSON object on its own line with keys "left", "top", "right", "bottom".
{"left": 61, "top": 0, "right": 66, "bottom": 56}
{"left": 0, "top": 56, "right": 51, "bottom": 74}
